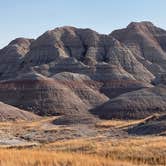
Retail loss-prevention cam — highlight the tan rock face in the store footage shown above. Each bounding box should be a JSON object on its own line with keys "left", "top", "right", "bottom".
{"left": 0, "top": 21, "right": 165, "bottom": 120}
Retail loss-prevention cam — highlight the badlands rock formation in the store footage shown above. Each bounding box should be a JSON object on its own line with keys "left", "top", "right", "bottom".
{"left": 92, "top": 85, "right": 166, "bottom": 119}
{"left": 0, "top": 102, "right": 39, "bottom": 121}
{"left": 0, "top": 21, "right": 166, "bottom": 122}
{"left": 0, "top": 38, "right": 33, "bottom": 80}
{"left": 111, "top": 21, "right": 166, "bottom": 76}
{"left": 0, "top": 71, "right": 108, "bottom": 116}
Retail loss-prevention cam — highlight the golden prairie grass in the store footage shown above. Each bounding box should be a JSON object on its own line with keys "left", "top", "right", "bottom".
{"left": 42, "top": 136, "right": 166, "bottom": 165}
{"left": 0, "top": 149, "right": 138, "bottom": 166}
{"left": 0, "top": 116, "right": 57, "bottom": 128}
{"left": 0, "top": 117, "right": 166, "bottom": 166}
{"left": 1, "top": 136, "right": 165, "bottom": 166}
{"left": 0, "top": 116, "right": 61, "bottom": 137}
{"left": 95, "top": 114, "right": 161, "bottom": 129}
{"left": 95, "top": 119, "right": 144, "bottom": 129}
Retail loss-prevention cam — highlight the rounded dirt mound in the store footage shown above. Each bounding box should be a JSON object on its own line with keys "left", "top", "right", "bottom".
{"left": 91, "top": 85, "right": 166, "bottom": 119}
{"left": 0, "top": 102, "right": 40, "bottom": 121}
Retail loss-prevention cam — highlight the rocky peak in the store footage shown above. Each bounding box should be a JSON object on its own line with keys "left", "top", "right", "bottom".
{"left": 111, "top": 21, "right": 166, "bottom": 77}
{"left": 1, "top": 38, "right": 33, "bottom": 57}
{"left": 9, "top": 38, "right": 34, "bottom": 47}
{"left": 0, "top": 38, "right": 34, "bottom": 80}
{"left": 127, "top": 21, "right": 154, "bottom": 30}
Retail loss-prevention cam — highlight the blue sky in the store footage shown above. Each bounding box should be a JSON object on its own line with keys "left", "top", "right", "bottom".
{"left": 0, "top": 0, "right": 166, "bottom": 48}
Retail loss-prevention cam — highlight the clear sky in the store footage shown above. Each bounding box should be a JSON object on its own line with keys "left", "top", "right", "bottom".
{"left": 0, "top": 0, "right": 166, "bottom": 48}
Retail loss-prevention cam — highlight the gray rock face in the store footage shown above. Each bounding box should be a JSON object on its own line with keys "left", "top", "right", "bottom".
{"left": 153, "top": 72, "right": 166, "bottom": 85}
{"left": 0, "top": 21, "right": 165, "bottom": 121}
{"left": 53, "top": 72, "right": 109, "bottom": 107}
{"left": 0, "top": 38, "right": 34, "bottom": 79}
{"left": 93, "top": 63, "right": 152, "bottom": 98}
{"left": 111, "top": 21, "right": 166, "bottom": 76}
{"left": 92, "top": 85, "right": 166, "bottom": 119}
{"left": 128, "top": 114, "right": 166, "bottom": 135}
{"left": 22, "top": 26, "right": 155, "bottom": 83}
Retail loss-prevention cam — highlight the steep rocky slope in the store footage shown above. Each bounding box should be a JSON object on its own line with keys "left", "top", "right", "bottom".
{"left": 23, "top": 26, "right": 154, "bottom": 83}
{"left": 111, "top": 21, "right": 166, "bottom": 76}
{"left": 0, "top": 38, "right": 34, "bottom": 80}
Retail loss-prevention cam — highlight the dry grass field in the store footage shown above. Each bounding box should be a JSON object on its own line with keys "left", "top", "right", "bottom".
{"left": 0, "top": 149, "right": 139, "bottom": 166}
{"left": 1, "top": 136, "right": 166, "bottom": 166}
{"left": 41, "top": 136, "right": 166, "bottom": 165}
{"left": 0, "top": 117, "right": 166, "bottom": 166}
